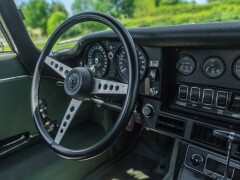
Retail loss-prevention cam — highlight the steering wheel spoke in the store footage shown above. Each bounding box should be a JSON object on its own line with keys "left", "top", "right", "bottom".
{"left": 54, "top": 99, "right": 82, "bottom": 144}
{"left": 91, "top": 98, "right": 122, "bottom": 112}
{"left": 91, "top": 78, "right": 128, "bottom": 95}
{"left": 45, "top": 56, "right": 72, "bottom": 79}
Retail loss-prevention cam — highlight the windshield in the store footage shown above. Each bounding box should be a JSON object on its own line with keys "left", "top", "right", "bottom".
{"left": 15, "top": 0, "right": 240, "bottom": 50}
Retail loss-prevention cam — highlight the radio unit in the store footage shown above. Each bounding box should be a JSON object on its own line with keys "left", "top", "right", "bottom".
{"left": 184, "top": 145, "right": 240, "bottom": 180}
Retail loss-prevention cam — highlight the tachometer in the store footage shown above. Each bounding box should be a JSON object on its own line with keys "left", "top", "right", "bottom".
{"left": 117, "top": 46, "right": 147, "bottom": 82}
{"left": 202, "top": 57, "right": 225, "bottom": 78}
{"left": 86, "top": 43, "right": 108, "bottom": 77}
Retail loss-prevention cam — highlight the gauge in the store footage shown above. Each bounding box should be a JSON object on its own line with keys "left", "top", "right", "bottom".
{"left": 117, "top": 46, "right": 147, "bottom": 82}
{"left": 202, "top": 57, "right": 225, "bottom": 78}
{"left": 86, "top": 43, "right": 108, "bottom": 77}
{"left": 233, "top": 58, "right": 240, "bottom": 80}
{"left": 176, "top": 56, "right": 196, "bottom": 75}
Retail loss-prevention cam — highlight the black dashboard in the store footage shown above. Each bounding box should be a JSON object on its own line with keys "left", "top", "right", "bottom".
{"left": 55, "top": 22, "right": 240, "bottom": 180}
{"left": 54, "top": 21, "right": 240, "bottom": 137}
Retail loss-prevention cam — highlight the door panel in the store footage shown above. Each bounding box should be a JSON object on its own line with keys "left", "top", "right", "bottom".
{"left": 0, "top": 53, "right": 28, "bottom": 78}
{"left": 0, "top": 53, "right": 34, "bottom": 140}
{"left": 0, "top": 53, "right": 112, "bottom": 179}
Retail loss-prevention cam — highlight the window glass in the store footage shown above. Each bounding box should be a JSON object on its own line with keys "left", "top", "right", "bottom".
{"left": 0, "top": 29, "right": 11, "bottom": 53}
{"left": 15, "top": 0, "right": 240, "bottom": 51}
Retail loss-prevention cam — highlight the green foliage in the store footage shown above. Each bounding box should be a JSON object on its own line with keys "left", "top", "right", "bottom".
{"left": 50, "top": 1, "right": 68, "bottom": 16}
{"left": 160, "top": 0, "right": 182, "bottom": 5}
{"left": 72, "top": 0, "right": 92, "bottom": 14}
{"left": 19, "top": 0, "right": 240, "bottom": 49}
{"left": 21, "top": 0, "right": 50, "bottom": 34}
{"left": 133, "top": 0, "right": 156, "bottom": 17}
{"left": 120, "top": 1, "right": 240, "bottom": 28}
{"left": 20, "top": 0, "right": 68, "bottom": 35}
{"left": 72, "top": 0, "right": 134, "bottom": 18}
{"left": 47, "top": 12, "right": 67, "bottom": 35}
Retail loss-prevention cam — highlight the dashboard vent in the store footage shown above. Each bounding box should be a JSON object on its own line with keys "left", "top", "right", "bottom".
{"left": 156, "top": 116, "right": 186, "bottom": 136}
{"left": 236, "top": 146, "right": 240, "bottom": 155}
{"left": 191, "top": 124, "right": 227, "bottom": 150}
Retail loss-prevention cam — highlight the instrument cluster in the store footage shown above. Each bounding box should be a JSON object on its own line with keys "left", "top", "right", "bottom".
{"left": 84, "top": 42, "right": 148, "bottom": 82}
{"left": 176, "top": 55, "right": 240, "bottom": 80}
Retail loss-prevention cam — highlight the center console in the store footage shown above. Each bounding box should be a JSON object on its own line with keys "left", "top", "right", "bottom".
{"left": 178, "top": 145, "right": 240, "bottom": 180}
{"left": 138, "top": 47, "right": 240, "bottom": 180}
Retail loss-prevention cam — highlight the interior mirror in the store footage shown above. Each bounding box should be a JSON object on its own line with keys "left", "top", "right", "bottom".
{"left": 0, "top": 41, "right": 4, "bottom": 52}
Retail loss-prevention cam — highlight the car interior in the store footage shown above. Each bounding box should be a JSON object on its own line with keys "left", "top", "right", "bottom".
{"left": 1, "top": 0, "right": 240, "bottom": 180}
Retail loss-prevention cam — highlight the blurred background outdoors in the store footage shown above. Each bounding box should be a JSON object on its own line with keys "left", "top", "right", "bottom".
{"left": 1, "top": 0, "right": 240, "bottom": 51}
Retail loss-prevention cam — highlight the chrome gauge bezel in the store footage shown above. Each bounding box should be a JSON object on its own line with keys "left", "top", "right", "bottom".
{"left": 176, "top": 55, "right": 196, "bottom": 76}
{"left": 202, "top": 57, "right": 225, "bottom": 79}
{"left": 86, "top": 43, "right": 109, "bottom": 78}
{"left": 232, "top": 57, "right": 240, "bottom": 80}
{"left": 116, "top": 45, "right": 148, "bottom": 82}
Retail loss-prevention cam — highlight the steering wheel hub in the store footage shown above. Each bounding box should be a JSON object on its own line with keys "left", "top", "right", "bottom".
{"left": 64, "top": 67, "right": 92, "bottom": 100}
{"left": 67, "top": 73, "right": 80, "bottom": 91}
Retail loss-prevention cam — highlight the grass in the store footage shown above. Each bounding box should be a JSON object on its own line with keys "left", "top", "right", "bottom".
{"left": 2, "top": 41, "right": 76, "bottom": 53}
{"left": 35, "top": 41, "right": 77, "bottom": 51}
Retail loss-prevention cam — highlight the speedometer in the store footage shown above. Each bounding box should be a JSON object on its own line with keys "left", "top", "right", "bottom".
{"left": 117, "top": 46, "right": 147, "bottom": 82}
{"left": 86, "top": 43, "right": 108, "bottom": 78}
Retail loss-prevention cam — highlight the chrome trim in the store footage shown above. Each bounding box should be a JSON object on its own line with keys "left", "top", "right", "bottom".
{"left": 45, "top": 56, "right": 71, "bottom": 79}
{"left": 190, "top": 87, "right": 200, "bottom": 103}
{"left": 202, "top": 89, "right": 214, "bottom": 105}
{"left": 216, "top": 91, "right": 228, "bottom": 109}
{"left": 92, "top": 78, "right": 128, "bottom": 95}
{"left": 178, "top": 85, "right": 188, "bottom": 100}
{"left": 0, "top": 75, "right": 29, "bottom": 83}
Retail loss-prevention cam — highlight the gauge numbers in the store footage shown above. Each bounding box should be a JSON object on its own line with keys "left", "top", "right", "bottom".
{"left": 117, "top": 46, "right": 147, "bottom": 82}
{"left": 202, "top": 57, "right": 225, "bottom": 78}
{"left": 86, "top": 43, "right": 108, "bottom": 78}
{"left": 233, "top": 58, "right": 240, "bottom": 80}
{"left": 177, "top": 56, "right": 196, "bottom": 75}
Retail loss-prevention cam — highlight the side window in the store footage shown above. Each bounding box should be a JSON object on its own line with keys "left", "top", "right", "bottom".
{"left": 0, "top": 29, "right": 11, "bottom": 53}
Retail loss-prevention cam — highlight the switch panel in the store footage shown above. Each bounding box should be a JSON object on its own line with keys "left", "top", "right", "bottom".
{"left": 202, "top": 89, "right": 214, "bottom": 105}
{"left": 178, "top": 85, "right": 188, "bottom": 100}
{"left": 231, "top": 94, "right": 240, "bottom": 111}
{"left": 174, "top": 83, "right": 240, "bottom": 120}
{"left": 190, "top": 87, "right": 200, "bottom": 103}
{"left": 216, "top": 91, "right": 228, "bottom": 108}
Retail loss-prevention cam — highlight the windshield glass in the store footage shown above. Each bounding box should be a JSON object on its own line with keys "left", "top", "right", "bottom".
{"left": 15, "top": 0, "right": 240, "bottom": 50}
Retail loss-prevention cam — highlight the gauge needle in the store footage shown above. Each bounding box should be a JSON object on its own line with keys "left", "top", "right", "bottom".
{"left": 121, "top": 68, "right": 126, "bottom": 72}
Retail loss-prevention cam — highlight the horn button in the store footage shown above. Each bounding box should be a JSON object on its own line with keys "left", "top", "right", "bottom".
{"left": 64, "top": 67, "right": 92, "bottom": 100}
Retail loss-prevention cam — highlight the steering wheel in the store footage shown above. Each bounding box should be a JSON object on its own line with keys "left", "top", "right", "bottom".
{"left": 31, "top": 12, "right": 139, "bottom": 160}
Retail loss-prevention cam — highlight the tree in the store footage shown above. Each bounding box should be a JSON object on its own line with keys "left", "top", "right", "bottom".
{"left": 71, "top": 0, "right": 134, "bottom": 18}
{"left": 50, "top": 1, "right": 68, "bottom": 16}
{"left": 108, "top": 0, "right": 134, "bottom": 18}
{"left": 47, "top": 12, "right": 67, "bottom": 35}
{"left": 71, "top": 0, "right": 93, "bottom": 14}
{"left": 21, "top": 0, "right": 50, "bottom": 34}
{"left": 134, "top": 0, "right": 155, "bottom": 17}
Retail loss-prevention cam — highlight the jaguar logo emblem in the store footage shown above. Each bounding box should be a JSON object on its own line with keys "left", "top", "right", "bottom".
{"left": 68, "top": 73, "right": 79, "bottom": 91}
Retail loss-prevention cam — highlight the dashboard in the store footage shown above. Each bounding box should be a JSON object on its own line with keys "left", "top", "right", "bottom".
{"left": 55, "top": 23, "right": 240, "bottom": 173}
